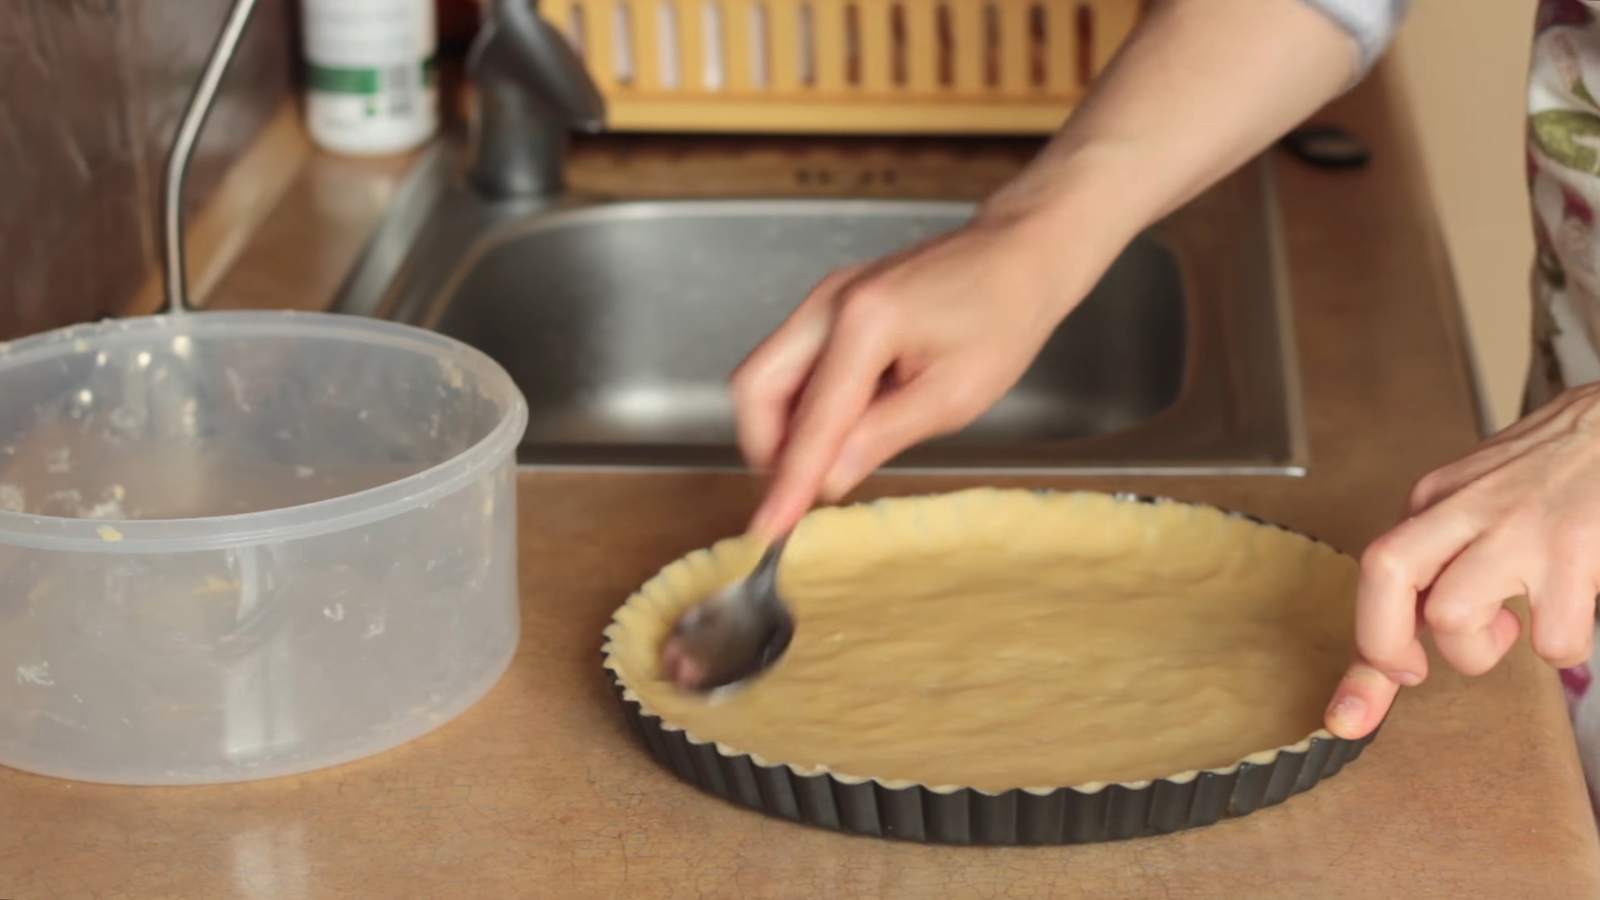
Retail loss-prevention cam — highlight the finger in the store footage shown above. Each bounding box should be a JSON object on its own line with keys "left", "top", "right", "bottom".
{"left": 730, "top": 266, "right": 866, "bottom": 471}
{"left": 731, "top": 314, "right": 828, "bottom": 473}
{"left": 818, "top": 367, "right": 979, "bottom": 499}
{"left": 749, "top": 306, "right": 893, "bottom": 537}
{"left": 1324, "top": 657, "right": 1403, "bottom": 740}
{"left": 1424, "top": 540, "right": 1527, "bottom": 676}
{"left": 1529, "top": 566, "right": 1599, "bottom": 668}
{"left": 1356, "top": 507, "right": 1486, "bottom": 682}
{"left": 1431, "top": 608, "right": 1522, "bottom": 677}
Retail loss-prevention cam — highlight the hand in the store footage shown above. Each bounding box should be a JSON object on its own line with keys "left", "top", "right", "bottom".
{"left": 727, "top": 0, "right": 1358, "bottom": 539}
{"left": 731, "top": 208, "right": 1103, "bottom": 538}
{"left": 1324, "top": 383, "right": 1600, "bottom": 740}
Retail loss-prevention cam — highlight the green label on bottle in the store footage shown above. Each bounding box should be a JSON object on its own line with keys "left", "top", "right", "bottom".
{"left": 308, "top": 65, "right": 380, "bottom": 95}
{"left": 308, "top": 58, "right": 436, "bottom": 95}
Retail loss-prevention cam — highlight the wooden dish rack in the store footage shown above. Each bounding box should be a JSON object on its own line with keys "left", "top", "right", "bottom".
{"left": 536, "top": 0, "right": 1144, "bottom": 134}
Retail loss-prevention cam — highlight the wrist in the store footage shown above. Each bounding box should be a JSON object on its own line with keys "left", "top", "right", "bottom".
{"left": 972, "top": 144, "right": 1157, "bottom": 321}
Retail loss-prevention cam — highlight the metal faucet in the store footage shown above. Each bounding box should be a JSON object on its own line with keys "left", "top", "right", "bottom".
{"left": 466, "top": 0, "right": 606, "bottom": 200}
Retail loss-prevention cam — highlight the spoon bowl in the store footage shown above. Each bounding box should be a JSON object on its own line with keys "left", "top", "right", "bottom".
{"left": 659, "top": 533, "right": 794, "bottom": 693}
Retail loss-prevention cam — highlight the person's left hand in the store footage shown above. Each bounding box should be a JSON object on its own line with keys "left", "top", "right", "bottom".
{"left": 1324, "top": 382, "right": 1600, "bottom": 740}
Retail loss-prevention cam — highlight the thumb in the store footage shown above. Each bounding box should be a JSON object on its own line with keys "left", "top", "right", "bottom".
{"left": 1324, "top": 657, "right": 1404, "bottom": 740}
{"left": 820, "top": 369, "right": 981, "bottom": 499}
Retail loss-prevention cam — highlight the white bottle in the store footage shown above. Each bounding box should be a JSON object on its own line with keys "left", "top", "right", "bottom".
{"left": 300, "top": 0, "right": 440, "bottom": 156}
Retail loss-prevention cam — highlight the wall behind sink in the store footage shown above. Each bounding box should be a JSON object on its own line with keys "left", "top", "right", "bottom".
{"left": 1388, "top": 0, "right": 1538, "bottom": 431}
{"left": 0, "top": 0, "right": 294, "bottom": 341}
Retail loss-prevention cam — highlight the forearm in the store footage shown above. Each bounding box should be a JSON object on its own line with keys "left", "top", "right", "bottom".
{"left": 983, "top": 0, "right": 1393, "bottom": 307}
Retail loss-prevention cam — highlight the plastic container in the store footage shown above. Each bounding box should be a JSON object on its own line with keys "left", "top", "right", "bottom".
{"left": 0, "top": 311, "right": 528, "bottom": 785}
{"left": 300, "top": 0, "right": 439, "bottom": 155}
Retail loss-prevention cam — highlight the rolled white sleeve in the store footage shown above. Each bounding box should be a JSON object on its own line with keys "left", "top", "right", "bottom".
{"left": 1299, "top": 0, "right": 1410, "bottom": 78}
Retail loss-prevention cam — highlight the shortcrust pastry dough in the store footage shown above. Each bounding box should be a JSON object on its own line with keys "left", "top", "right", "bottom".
{"left": 604, "top": 489, "right": 1358, "bottom": 793}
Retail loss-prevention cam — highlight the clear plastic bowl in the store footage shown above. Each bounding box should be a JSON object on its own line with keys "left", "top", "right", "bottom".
{"left": 0, "top": 311, "right": 528, "bottom": 785}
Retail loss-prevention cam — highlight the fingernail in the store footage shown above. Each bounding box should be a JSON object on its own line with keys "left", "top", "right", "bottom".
{"left": 1386, "top": 669, "right": 1423, "bottom": 687}
{"left": 1327, "top": 694, "right": 1366, "bottom": 731}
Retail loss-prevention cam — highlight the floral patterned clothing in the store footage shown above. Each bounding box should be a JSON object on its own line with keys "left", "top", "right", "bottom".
{"left": 1526, "top": 0, "right": 1600, "bottom": 407}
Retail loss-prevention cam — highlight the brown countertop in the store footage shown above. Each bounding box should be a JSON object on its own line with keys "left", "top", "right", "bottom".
{"left": 6, "top": 63, "right": 1600, "bottom": 898}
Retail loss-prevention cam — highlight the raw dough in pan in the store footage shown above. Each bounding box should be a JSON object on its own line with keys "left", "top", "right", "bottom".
{"left": 604, "top": 488, "right": 1359, "bottom": 793}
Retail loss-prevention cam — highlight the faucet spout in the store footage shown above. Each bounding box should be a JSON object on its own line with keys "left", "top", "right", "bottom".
{"left": 466, "top": 0, "right": 606, "bottom": 200}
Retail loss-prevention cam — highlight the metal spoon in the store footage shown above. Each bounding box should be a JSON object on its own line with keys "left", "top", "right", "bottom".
{"left": 659, "top": 533, "right": 795, "bottom": 693}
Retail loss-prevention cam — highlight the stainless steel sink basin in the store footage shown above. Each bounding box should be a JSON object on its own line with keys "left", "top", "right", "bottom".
{"left": 332, "top": 146, "right": 1305, "bottom": 474}
{"left": 430, "top": 201, "right": 1184, "bottom": 457}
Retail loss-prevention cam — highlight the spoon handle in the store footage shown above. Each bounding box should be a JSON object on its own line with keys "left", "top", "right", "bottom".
{"left": 746, "top": 531, "right": 789, "bottom": 599}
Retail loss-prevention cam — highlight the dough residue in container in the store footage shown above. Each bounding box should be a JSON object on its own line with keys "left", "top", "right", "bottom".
{"left": 606, "top": 489, "right": 1360, "bottom": 793}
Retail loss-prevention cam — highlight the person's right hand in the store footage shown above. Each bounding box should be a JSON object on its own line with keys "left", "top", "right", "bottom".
{"left": 732, "top": 206, "right": 1105, "bottom": 538}
{"left": 727, "top": 0, "right": 1362, "bottom": 540}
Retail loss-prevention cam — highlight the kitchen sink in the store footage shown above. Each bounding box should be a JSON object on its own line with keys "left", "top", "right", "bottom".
{"left": 331, "top": 145, "right": 1305, "bottom": 474}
